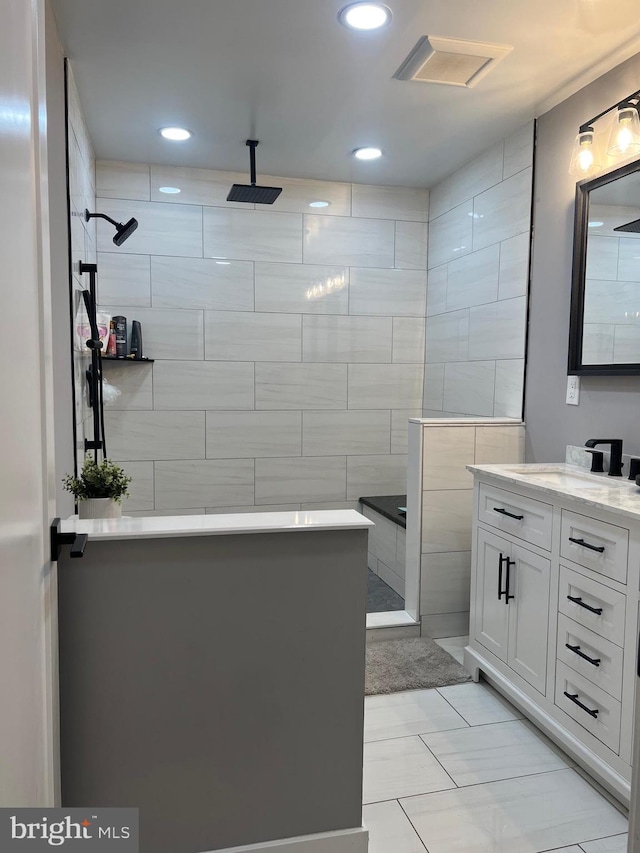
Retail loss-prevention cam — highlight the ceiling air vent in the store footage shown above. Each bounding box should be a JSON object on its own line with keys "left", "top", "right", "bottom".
{"left": 394, "top": 36, "right": 513, "bottom": 89}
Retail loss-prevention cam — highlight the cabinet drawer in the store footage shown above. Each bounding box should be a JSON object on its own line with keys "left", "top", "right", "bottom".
{"left": 560, "top": 509, "right": 628, "bottom": 585}
{"left": 556, "top": 613, "right": 623, "bottom": 700}
{"left": 555, "top": 660, "right": 621, "bottom": 754}
{"left": 558, "top": 565, "right": 625, "bottom": 647}
{"left": 478, "top": 483, "right": 552, "bottom": 551}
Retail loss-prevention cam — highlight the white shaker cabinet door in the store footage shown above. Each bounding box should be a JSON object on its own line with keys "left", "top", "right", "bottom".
{"left": 475, "top": 528, "right": 510, "bottom": 663}
{"left": 507, "top": 543, "right": 551, "bottom": 695}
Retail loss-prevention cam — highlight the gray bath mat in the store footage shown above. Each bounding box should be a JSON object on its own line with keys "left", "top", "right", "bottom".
{"left": 366, "top": 637, "right": 472, "bottom": 695}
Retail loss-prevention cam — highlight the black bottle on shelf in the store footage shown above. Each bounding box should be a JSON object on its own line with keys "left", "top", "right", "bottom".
{"left": 130, "top": 321, "right": 143, "bottom": 360}
{"left": 113, "top": 316, "right": 127, "bottom": 357}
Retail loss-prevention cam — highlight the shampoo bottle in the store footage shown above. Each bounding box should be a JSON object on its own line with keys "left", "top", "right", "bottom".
{"left": 113, "top": 316, "right": 127, "bottom": 357}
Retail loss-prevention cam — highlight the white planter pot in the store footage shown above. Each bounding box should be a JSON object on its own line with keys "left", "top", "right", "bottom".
{"left": 78, "top": 498, "right": 122, "bottom": 519}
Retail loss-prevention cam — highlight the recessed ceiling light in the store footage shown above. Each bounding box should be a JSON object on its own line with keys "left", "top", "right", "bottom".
{"left": 588, "top": 221, "right": 604, "bottom": 227}
{"left": 339, "top": 2, "right": 392, "bottom": 30}
{"left": 353, "top": 146, "right": 382, "bottom": 160}
{"left": 309, "top": 200, "right": 331, "bottom": 208}
{"left": 159, "top": 127, "right": 192, "bottom": 141}
{"left": 158, "top": 186, "right": 181, "bottom": 194}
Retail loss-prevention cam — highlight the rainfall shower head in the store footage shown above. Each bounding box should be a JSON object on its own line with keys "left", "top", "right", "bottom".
{"left": 85, "top": 209, "right": 139, "bottom": 245}
{"left": 226, "top": 140, "right": 282, "bottom": 204}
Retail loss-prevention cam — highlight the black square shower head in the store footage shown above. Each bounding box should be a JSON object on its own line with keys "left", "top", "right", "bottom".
{"left": 226, "top": 183, "right": 283, "bottom": 204}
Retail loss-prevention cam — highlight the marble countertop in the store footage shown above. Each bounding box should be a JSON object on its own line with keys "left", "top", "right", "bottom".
{"left": 467, "top": 462, "right": 640, "bottom": 522}
{"left": 61, "top": 509, "right": 374, "bottom": 542}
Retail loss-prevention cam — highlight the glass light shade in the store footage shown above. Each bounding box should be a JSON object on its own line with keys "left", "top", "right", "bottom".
{"left": 606, "top": 106, "right": 640, "bottom": 157}
{"left": 569, "top": 129, "right": 602, "bottom": 177}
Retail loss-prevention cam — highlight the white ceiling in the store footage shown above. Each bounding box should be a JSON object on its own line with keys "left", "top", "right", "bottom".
{"left": 50, "top": 0, "right": 640, "bottom": 188}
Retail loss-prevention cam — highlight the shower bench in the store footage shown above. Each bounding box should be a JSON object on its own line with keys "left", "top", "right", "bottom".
{"left": 359, "top": 494, "right": 407, "bottom": 598}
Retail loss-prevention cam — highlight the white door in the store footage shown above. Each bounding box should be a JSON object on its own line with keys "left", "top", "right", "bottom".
{"left": 0, "top": 0, "right": 58, "bottom": 806}
{"left": 507, "top": 543, "right": 550, "bottom": 695}
{"left": 475, "top": 528, "right": 510, "bottom": 662}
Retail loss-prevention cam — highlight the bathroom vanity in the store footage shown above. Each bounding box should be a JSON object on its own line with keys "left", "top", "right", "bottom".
{"left": 466, "top": 463, "right": 640, "bottom": 804}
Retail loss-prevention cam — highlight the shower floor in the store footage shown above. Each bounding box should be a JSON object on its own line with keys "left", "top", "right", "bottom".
{"left": 367, "top": 569, "right": 405, "bottom": 613}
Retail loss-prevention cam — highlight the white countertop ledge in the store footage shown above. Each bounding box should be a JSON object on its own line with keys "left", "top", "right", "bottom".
{"left": 61, "top": 509, "right": 374, "bottom": 542}
{"left": 467, "top": 463, "right": 640, "bottom": 522}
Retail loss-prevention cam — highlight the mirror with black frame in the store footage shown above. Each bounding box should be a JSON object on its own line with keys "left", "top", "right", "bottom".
{"left": 569, "top": 158, "right": 640, "bottom": 375}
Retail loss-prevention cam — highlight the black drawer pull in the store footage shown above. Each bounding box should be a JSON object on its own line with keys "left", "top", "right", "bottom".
{"left": 567, "top": 595, "right": 603, "bottom": 615}
{"left": 568, "top": 536, "right": 605, "bottom": 553}
{"left": 493, "top": 507, "right": 524, "bottom": 520}
{"left": 563, "top": 691, "right": 599, "bottom": 718}
{"left": 565, "top": 643, "right": 601, "bottom": 667}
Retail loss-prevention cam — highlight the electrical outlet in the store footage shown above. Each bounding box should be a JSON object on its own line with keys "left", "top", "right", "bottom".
{"left": 566, "top": 375, "right": 580, "bottom": 405}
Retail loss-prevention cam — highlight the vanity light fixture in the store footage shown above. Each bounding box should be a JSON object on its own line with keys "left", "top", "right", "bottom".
{"left": 159, "top": 126, "right": 192, "bottom": 141}
{"left": 338, "top": 2, "right": 391, "bottom": 30}
{"left": 353, "top": 146, "right": 383, "bottom": 160}
{"left": 159, "top": 186, "right": 181, "bottom": 194}
{"left": 570, "top": 89, "right": 640, "bottom": 177}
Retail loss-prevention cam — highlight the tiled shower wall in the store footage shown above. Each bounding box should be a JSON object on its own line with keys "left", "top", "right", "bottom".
{"left": 94, "top": 162, "right": 429, "bottom": 514}
{"left": 423, "top": 122, "right": 534, "bottom": 419}
{"left": 67, "top": 65, "right": 97, "bottom": 465}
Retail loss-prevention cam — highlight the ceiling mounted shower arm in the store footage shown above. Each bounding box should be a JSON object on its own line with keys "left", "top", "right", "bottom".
{"left": 247, "top": 139, "right": 259, "bottom": 186}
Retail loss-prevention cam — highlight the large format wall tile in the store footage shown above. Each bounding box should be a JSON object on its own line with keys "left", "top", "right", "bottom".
{"left": 97, "top": 252, "right": 151, "bottom": 307}
{"left": 426, "top": 265, "right": 447, "bottom": 316}
{"left": 101, "top": 362, "right": 153, "bottom": 410}
{"left": 423, "top": 363, "right": 445, "bottom": 411}
{"left": 105, "top": 411, "right": 205, "bottom": 460}
{"left": 617, "top": 237, "right": 640, "bottom": 281}
{"left": 429, "top": 143, "right": 504, "bottom": 220}
{"left": 503, "top": 121, "right": 534, "bottom": 180}
{"left": 422, "top": 489, "right": 473, "bottom": 553}
{"left": 494, "top": 359, "right": 525, "bottom": 418}
{"left": 119, "top": 461, "right": 154, "bottom": 513}
{"left": 203, "top": 207, "right": 303, "bottom": 262}
{"left": 582, "top": 324, "right": 615, "bottom": 364}
{"left": 348, "top": 364, "right": 424, "bottom": 409}
{"left": 350, "top": 268, "right": 427, "bottom": 316}
{"left": 428, "top": 203, "right": 473, "bottom": 269}
{"left": 347, "top": 454, "right": 407, "bottom": 499}
{"left": 468, "top": 297, "right": 526, "bottom": 360}
{"left": 97, "top": 161, "right": 150, "bottom": 201}
{"left": 391, "top": 409, "right": 422, "bottom": 454}
{"left": 150, "top": 165, "right": 252, "bottom": 208}
{"left": 255, "top": 456, "right": 347, "bottom": 504}
{"left": 423, "top": 426, "right": 474, "bottom": 490}
{"left": 154, "top": 459, "right": 254, "bottom": 509}
{"left": 393, "top": 317, "right": 426, "bottom": 363}
{"left": 443, "top": 361, "right": 496, "bottom": 416}
{"left": 304, "top": 214, "right": 394, "bottom": 267}
{"left": 206, "top": 411, "right": 302, "bottom": 458}
{"left": 395, "top": 221, "right": 428, "bottom": 269}
{"left": 498, "top": 232, "right": 530, "bottom": 300}
{"left": 475, "top": 425, "right": 524, "bottom": 464}
{"left": 260, "top": 175, "right": 352, "bottom": 217}
{"left": 303, "top": 315, "right": 392, "bottom": 362}
{"left": 256, "top": 362, "right": 348, "bottom": 409}
{"left": 352, "top": 184, "right": 429, "bottom": 222}
{"left": 255, "top": 263, "right": 349, "bottom": 314}
{"left": 613, "top": 324, "right": 640, "bottom": 362}
{"left": 95, "top": 198, "right": 203, "bottom": 257}
{"left": 420, "top": 552, "right": 471, "bottom": 615}
{"left": 102, "top": 307, "right": 204, "bottom": 360}
{"left": 446, "top": 245, "right": 500, "bottom": 311}
{"left": 585, "top": 235, "right": 618, "bottom": 282}
{"left": 151, "top": 257, "right": 254, "bottom": 311}
{"left": 303, "top": 410, "right": 391, "bottom": 456}
{"left": 205, "top": 311, "right": 302, "bottom": 361}
{"left": 153, "top": 361, "right": 254, "bottom": 410}
{"left": 425, "top": 310, "right": 469, "bottom": 363}
{"left": 472, "top": 168, "right": 532, "bottom": 251}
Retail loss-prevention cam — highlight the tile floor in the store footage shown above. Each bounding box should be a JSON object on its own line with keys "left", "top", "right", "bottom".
{"left": 363, "top": 636, "right": 629, "bottom": 853}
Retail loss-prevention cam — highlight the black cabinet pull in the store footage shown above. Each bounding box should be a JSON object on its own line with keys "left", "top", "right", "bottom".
{"left": 567, "top": 594, "right": 603, "bottom": 615}
{"left": 568, "top": 536, "right": 605, "bottom": 553}
{"left": 498, "top": 553, "right": 515, "bottom": 604}
{"left": 563, "top": 691, "right": 599, "bottom": 718}
{"left": 493, "top": 507, "right": 524, "bottom": 520}
{"left": 565, "top": 643, "right": 601, "bottom": 667}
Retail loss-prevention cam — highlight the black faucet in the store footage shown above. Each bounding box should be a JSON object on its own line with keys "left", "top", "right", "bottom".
{"left": 585, "top": 439, "right": 624, "bottom": 477}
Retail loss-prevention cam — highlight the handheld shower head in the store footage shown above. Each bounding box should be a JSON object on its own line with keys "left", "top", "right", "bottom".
{"left": 85, "top": 209, "right": 139, "bottom": 245}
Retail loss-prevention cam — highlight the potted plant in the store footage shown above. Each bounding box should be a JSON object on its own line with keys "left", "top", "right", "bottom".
{"left": 63, "top": 456, "right": 132, "bottom": 519}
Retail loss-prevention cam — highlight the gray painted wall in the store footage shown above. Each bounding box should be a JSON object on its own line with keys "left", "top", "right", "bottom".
{"left": 58, "top": 529, "right": 367, "bottom": 853}
{"left": 525, "top": 53, "right": 640, "bottom": 462}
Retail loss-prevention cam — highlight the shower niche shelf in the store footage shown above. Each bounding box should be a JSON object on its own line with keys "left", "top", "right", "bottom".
{"left": 100, "top": 356, "right": 154, "bottom": 363}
